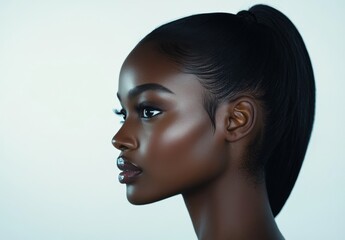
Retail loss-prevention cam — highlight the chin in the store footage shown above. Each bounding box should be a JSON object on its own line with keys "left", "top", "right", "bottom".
{"left": 126, "top": 184, "right": 179, "bottom": 205}
{"left": 126, "top": 185, "right": 158, "bottom": 205}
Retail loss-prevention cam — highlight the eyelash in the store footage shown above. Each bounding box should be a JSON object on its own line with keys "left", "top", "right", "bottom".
{"left": 114, "top": 104, "right": 162, "bottom": 122}
{"left": 114, "top": 108, "right": 127, "bottom": 123}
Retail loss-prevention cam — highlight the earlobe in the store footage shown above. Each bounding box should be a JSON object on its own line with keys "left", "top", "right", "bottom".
{"left": 225, "top": 99, "right": 256, "bottom": 142}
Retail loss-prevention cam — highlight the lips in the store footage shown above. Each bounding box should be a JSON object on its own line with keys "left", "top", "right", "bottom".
{"left": 116, "top": 157, "right": 142, "bottom": 184}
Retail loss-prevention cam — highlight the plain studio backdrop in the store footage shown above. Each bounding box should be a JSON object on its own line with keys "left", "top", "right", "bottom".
{"left": 0, "top": 0, "right": 344, "bottom": 239}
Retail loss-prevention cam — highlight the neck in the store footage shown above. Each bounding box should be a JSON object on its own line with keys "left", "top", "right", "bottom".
{"left": 182, "top": 170, "right": 284, "bottom": 240}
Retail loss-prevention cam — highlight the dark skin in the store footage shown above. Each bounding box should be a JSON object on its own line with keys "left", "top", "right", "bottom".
{"left": 112, "top": 43, "right": 284, "bottom": 240}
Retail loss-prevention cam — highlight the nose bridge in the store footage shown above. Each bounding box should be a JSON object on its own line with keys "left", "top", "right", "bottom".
{"left": 112, "top": 119, "right": 139, "bottom": 150}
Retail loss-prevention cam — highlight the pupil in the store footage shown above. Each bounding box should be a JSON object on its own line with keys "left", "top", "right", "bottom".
{"left": 145, "top": 109, "right": 152, "bottom": 117}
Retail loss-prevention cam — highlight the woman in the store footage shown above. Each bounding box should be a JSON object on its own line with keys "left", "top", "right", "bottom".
{"left": 112, "top": 4, "right": 315, "bottom": 239}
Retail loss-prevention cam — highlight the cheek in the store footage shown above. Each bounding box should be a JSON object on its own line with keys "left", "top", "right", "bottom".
{"left": 139, "top": 111, "right": 226, "bottom": 192}
{"left": 147, "top": 113, "right": 211, "bottom": 161}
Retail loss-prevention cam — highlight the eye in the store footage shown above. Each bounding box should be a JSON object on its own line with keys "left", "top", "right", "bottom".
{"left": 113, "top": 108, "right": 127, "bottom": 122}
{"left": 140, "top": 106, "right": 162, "bottom": 119}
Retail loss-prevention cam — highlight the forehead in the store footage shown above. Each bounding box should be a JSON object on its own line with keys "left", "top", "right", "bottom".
{"left": 121, "top": 43, "right": 180, "bottom": 81}
{"left": 118, "top": 43, "right": 204, "bottom": 100}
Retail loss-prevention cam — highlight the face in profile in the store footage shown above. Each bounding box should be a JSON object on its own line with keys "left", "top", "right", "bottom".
{"left": 112, "top": 43, "right": 229, "bottom": 204}
{"left": 111, "top": 5, "right": 316, "bottom": 239}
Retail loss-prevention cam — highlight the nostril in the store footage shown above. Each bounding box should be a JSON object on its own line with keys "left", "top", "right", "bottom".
{"left": 119, "top": 146, "right": 128, "bottom": 151}
{"left": 112, "top": 138, "right": 128, "bottom": 151}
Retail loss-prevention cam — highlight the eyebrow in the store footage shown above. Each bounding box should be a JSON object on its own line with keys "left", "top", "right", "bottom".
{"left": 117, "top": 83, "right": 174, "bottom": 101}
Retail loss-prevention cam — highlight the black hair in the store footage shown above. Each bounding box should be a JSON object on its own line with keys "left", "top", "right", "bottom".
{"left": 135, "top": 4, "right": 315, "bottom": 217}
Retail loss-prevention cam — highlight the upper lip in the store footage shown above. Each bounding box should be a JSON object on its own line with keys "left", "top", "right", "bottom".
{"left": 117, "top": 156, "right": 142, "bottom": 172}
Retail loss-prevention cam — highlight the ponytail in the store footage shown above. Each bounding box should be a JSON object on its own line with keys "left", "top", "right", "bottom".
{"left": 247, "top": 5, "right": 315, "bottom": 216}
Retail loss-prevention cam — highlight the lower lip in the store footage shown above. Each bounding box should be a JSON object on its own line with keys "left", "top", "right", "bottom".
{"left": 118, "top": 170, "right": 142, "bottom": 184}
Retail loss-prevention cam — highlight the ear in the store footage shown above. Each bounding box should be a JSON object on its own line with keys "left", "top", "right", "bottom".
{"left": 224, "top": 98, "right": 257, "bottom": 142}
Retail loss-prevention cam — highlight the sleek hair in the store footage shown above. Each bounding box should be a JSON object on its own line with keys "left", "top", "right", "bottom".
{"left": 135, "top": 4, "right": 315, "bottom": 217}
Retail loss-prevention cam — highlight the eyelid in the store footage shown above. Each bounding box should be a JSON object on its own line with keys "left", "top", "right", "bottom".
{"left": 137, "top": 101, "right": 160, "bottom": 110}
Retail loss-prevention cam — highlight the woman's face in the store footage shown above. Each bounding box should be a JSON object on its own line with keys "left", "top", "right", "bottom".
{"left": 112, "top": 43, "right": 228, "bottom": 204}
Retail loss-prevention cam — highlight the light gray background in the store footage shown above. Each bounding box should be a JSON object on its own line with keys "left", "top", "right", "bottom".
{"left": 1, "top": 0, "right": 344, "bottom": 239}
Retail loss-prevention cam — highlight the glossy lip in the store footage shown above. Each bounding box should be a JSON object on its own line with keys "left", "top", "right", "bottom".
{"left": 116, "top": 156, "right": 142, "bottom": 184}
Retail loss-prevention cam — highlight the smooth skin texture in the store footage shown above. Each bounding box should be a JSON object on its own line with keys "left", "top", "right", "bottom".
{"left": 112, "top": 43, "right": 284, "bottom": 240}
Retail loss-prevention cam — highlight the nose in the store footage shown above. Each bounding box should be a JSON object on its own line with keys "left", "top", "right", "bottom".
{"left": 112, "top": 124, "right": 139, "bottom": 151}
